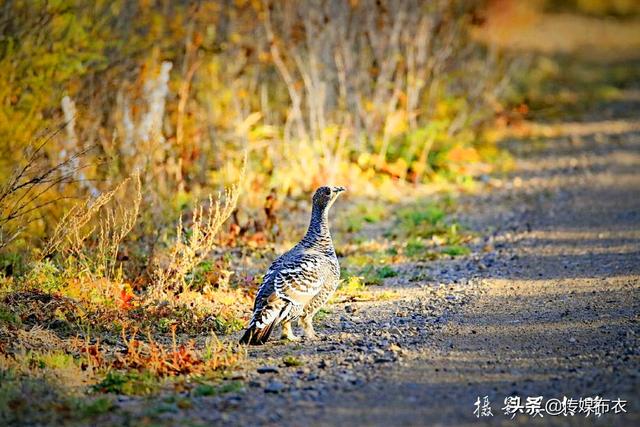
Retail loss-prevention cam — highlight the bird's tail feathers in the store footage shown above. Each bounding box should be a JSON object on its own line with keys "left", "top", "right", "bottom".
{"left": 239, "top": 302, "right": 291, "bottom": 345}
{"left": 239, "top": 321, "right": 276, "bottom": 345}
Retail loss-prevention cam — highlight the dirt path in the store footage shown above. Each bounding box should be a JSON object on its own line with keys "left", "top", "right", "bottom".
{"left": 189, "top": 122, "right": 637, "bottom": 427}
{"left": 298, "top": 128, "right": 640, "bottom": 427}
{"left": 106, "top": 86, "right": 640, "bottom": 426}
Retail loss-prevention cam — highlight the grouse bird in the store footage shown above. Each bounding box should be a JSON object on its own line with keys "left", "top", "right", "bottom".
{"left": 240, "top": 186, "right": 345, "bottom": 345}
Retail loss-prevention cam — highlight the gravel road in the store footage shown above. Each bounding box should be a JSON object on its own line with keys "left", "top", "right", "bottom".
{"left": 296, "top": 128, "right": 640, "bottom": 427}
{"left": 197, "top": 124, "right": 639, "bottom": 427}
{"left": 111, "top": 103, "right": 640, "bottom": 427}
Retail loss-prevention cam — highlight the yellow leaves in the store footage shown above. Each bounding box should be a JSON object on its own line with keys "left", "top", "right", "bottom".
{"left": 435, "top": 98, "right": 459, "bottom": 119}
{"left": 110, "top": 1, "right": 123, "bottom": 15}
{"left": 410, "top": 159, "right": 428, "bottom": 180}
{"left": 321, "top": 125, "right": 340, "bottom": 143}
{"left": 249, "top": 124, "right": 278, "bottom": 141}
{"left": 229, "top": 32, "right": 243, "bottom": 44}
{"left": 364, "top": 100, "right": 375, "bottom": 112}
{"left": 384, "top": 110, "right": 408, "bottom": 138}
{"left": 446, "top": 145, "right": 481, "bottom": 164}
{"left": 258, "top": 51, "right": 271, "bottom": 63}
{"left": 357, "top": 152, "right": 372, "bottom": 168}
{"left": 235, "top": 111, "right": 262, "bottom": 135}
{"left": 384, "top": 158, "right": 409, "bottom": 180}
{"left": 249, "top": 0, "right": 264, "bottom": 12}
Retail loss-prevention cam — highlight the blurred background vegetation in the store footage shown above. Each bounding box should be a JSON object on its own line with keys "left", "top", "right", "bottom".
{"left": 2, "top": 0, "right": 639, "bottom": 251}
{"left": 0, "top": 0, "right": 518, "bottom": 248}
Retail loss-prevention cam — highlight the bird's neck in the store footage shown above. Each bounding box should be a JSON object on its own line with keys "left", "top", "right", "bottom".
{"left": 302, "top": 205, "right": 333, "bottom": 250}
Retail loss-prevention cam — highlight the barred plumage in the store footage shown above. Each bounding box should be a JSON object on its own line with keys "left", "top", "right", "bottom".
{"left": 240, "top": 186, "right": 345, "bottom": 345}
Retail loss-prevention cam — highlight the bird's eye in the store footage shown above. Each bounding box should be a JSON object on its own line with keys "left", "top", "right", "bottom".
{"left": 324, "top": 188, "right": 331, "bottom": 195}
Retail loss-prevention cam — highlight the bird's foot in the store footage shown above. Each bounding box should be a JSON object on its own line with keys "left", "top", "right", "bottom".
{"left": 301, "top": 318, "right": 317, "bottom": 340}
{"left": 281, "top": 333, "right": 301, "bottom": 342}
{"left": 281, "top": 322, "right": 301, "bottom": 342}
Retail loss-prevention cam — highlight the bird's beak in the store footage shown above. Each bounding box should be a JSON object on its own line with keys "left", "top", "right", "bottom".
{"left": 332, "top": 186, "right": 346, "bottom": 194}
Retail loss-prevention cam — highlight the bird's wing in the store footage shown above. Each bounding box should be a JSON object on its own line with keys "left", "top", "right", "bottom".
{"left": 249, "top": 250, "right": 329, "bottom": 325}
{"left": 249, "top": 264, "right": 279, "bottom": 325}
{"left": 273, "top": 251, "right": 331, "bottom": 305}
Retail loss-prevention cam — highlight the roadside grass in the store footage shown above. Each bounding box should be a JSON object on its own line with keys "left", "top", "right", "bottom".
{"left": 313, "top": 307, "right": 332, "bottom": 322}
{"left": 192, "top": 380, "right": 244, "bottom": 397}
{"left": 388, "top": 199, "right": 473, "bottom": 260}
{"left": 0, "top": 314, "right": 246, "bottom": 424}
{"left": 282, "top": 355, "right": 305, "bottom": 367}
{"left": 335, "top": 197, "right": 473, "bottom": 301}
{"left": 0, "top": 377, "right": 115, "bottom": 425}
{"left": 333, "top": 276, "right": 397, "bottom": 303}
{"left": 0, "top": 349, "right": 102, "bottom": 425}
{"left": 339, "top": 202, "right": 388, "bottom": 233}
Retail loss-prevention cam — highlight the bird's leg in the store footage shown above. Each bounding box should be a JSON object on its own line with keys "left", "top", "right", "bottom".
{"left": 301, "top": 315, "right": 317, "bottom": 340}
{"left": 281, "top": 320, "right": 300, "bottom": 342}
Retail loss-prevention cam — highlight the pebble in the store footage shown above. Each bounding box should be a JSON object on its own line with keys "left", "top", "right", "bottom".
{"left": 318, "top": 359, "right": 331, "bottom": 369}
{"left": 338, "top": 372, "right": 358, "bottom": 383}
{"left": 389, "top": 326, "right": 403, "bottom": 336}
{"left": 341, "top": 321, "right": 355, "bottom": 330}
{"left": 257, "top": 366, "right": 279, "bottom": 374}
{"left": 264, "top": 380, "right": 285, "bottom": 393}
{"left": 231, "top": 371, "right": 246, "bottom": 380}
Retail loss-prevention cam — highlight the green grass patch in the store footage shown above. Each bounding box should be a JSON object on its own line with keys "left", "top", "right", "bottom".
{"left": 93, "top": 371, "right": 160, "bottom": 396}
{"left": 340, "top": 276, "right": 367, "bottom": 294}
{"left": 394, "top": 203, "right": 450, "bottom": 240}
{"left": 0, "top": 304, "right": 21, "bottom": 326}
{"left": 333, "top": 275, "right": 397, "bottom": 302}
{"left": 192, "top": 380, "right": 244, "bottom": 397}
{"left": 282, "top": 355, "right": 304, "bottom": 367}
{"left": 313, "top": 308, "right": 331, "bottom": 322}
{"left": 341, "top": 202, "right": 387, "bottom": 233}
{"left": 76, "top": 396, "right": 115, "bottom": 417}
{"left": 389, "top": 200, "right": 472, "bottom": 258}
{"left": 210, "top": 315, "right": 244, "bottom": 335}
{"left": 405, "top": 238, "right": 426, "bottom": 257}
{"left": 376, "top": 265, "right": 397, "bottom": 279}
{"left": 440, "top": 245, "right": 471, "bottom": 257}
{"left": 343, "top": 253, "right": 376, "bottom": 268}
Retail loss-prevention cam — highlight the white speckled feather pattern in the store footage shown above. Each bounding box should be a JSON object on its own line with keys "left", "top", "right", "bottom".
{"left": 240, "top": 186, "right": 344, "bottom": 345}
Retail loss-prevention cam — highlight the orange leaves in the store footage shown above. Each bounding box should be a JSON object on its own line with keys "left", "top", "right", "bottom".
{"left": 103, "top": 325, "right": 241, "bottom": 377}
{"left": 445, "top": 145, "right": 481, "bottom": 164}
{"left": 118, "top": 286, "right": 135, "bottom": 311}
{"left": 79, "top": 341, "right": 104, "bottom": 371}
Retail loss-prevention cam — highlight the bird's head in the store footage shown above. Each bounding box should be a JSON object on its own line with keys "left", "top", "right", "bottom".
{"left": 312, "top": 186, "right": 346, "bottom": 211}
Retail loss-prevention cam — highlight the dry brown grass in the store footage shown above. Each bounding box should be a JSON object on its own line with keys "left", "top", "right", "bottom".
{"left": 72, "top": 325, "right": 245, "bottom": 380}
{"left": 152, "top": 160, "right": 245, "bottom": 296}
{"left": 97, "top": 172, "right": 141, "bottom": 278}
{"left": 41, "top": 172, "right": 142, "bottom": 280}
